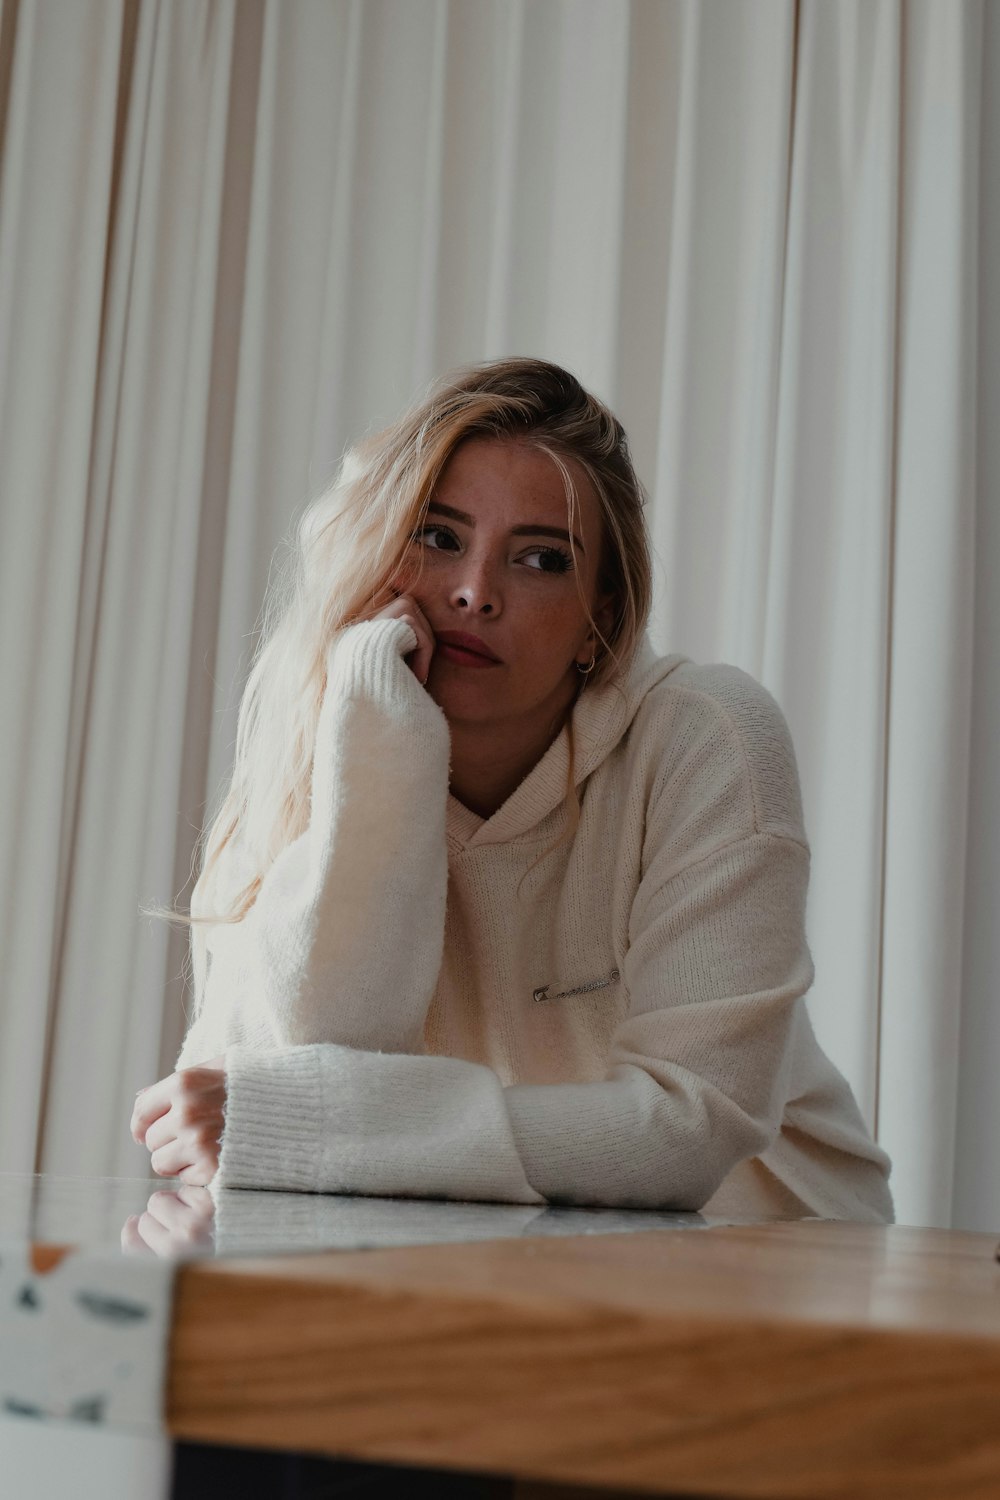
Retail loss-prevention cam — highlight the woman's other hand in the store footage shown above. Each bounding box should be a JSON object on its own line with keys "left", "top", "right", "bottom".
{"left": 130, "top": 1055, "right": 227, "bottom": 1186}
{"left": 121, "top": 1185, "right": 216, "bottom": 1259}
{"left": 367, "top": 592, "right": 435, "bottom": 685}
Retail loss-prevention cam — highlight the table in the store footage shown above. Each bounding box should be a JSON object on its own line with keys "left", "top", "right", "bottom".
{"left": 169, "top": 1217, "right": 1000, "bottom": 1498}
{"left": 3, "top": 1175, "right": 1000, "bottom": 1498}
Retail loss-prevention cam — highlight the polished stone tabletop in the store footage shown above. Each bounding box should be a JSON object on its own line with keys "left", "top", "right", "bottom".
{"left": 0, "top": 1171, "right": 755, "bottom": 1262}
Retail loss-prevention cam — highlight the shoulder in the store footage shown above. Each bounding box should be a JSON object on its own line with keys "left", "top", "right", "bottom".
{"left": 627, "top": 658, "right": 807, "bottom": 845}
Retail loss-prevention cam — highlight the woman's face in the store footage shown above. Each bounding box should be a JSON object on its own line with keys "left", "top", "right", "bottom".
{"left": 398, "top": 435, "right": 614, "bottom": 733}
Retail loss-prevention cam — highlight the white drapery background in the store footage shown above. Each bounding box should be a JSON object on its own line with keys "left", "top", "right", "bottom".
{"left": 0, "top": 0, "right": 996, "bottom": 1234}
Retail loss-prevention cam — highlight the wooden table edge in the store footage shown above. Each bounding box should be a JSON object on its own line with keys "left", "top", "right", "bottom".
{"left": 166, "top": 1221, "right": 1000, "bottom": 1498}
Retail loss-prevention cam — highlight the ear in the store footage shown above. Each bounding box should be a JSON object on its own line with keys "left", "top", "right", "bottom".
{"left": 590, "top": 591, "right": 616, "bottom": 643}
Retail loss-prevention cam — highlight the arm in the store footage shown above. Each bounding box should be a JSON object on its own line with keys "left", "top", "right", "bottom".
{"left": 504, "top": 828, "right": 811, "bottom": 1208}
{"left": 213, "top": 832, "right": 808, "bottom": 1208}
{"left": 212, "top": 677, "right": 814, "bottom": 1210}
{"left": 177, "top": 616, "right": 451, "bottom": 1067}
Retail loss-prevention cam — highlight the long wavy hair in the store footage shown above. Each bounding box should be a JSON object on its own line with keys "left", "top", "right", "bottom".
{"left": 168, "top": 357, "right": 653, "bottom": 944}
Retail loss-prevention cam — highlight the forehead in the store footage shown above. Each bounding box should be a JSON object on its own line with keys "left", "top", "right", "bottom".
{"left": 436, "top": 435, "right": 600, "bottom": 530}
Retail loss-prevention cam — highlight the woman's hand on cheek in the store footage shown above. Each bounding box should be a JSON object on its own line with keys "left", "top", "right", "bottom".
{"left": 130, "top": 1055, "right": 228, "bottom": 1187}
{"left": 369, "top": 591, "right": 436, "bottom": 685}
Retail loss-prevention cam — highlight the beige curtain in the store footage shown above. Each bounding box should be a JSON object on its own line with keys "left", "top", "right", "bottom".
{"left": 0, "top": 0, "right": 995, "bottom": 1233}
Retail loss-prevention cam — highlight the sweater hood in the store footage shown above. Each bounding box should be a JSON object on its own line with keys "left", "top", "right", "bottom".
{"left": 446, "top": 635, "right": 690, "bottom": 850}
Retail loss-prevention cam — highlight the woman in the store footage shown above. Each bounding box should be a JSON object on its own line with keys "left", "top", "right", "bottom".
{"left": 131, "top": 357, "right": 893, "bottom": 1223}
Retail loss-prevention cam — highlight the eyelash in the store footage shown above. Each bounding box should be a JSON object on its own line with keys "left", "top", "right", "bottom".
{"left": 411, "top": 524, "right": 574, "bottom": 576}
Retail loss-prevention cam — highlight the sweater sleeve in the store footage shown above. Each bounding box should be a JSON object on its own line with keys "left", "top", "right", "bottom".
{"left": 503, "top": 830, "right": 812, "bottom": 1208}
{"left": 503, "top": 676, "right": 814, "bottom": 1210}
{"left": 176, "top": 616, "right": 451, "bottom": 1069}
{"left": 214, "top": 1042, "right": 545, "bottom": 1205}
{"left": 211, "top": 672, "right": 813, "bottom": 1212}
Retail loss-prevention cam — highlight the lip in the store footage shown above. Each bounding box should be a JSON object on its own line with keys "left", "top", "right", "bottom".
{"left": 435, "top": 631, "right": 504, "bottom": 665}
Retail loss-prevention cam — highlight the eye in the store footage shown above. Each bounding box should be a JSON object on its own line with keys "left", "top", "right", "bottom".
{"left": 521, "top": 546, "right": 574, "bottom": 576}
{"left": 411, "top": 526, "right": 574, "bottom": 576}
{"left": 412, "top": 524, "right": 461, "bottom": 551}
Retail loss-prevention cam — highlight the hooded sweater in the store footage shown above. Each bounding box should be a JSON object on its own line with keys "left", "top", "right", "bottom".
{"left": 177, "top": 616, "right": 894, "bottom": 1222}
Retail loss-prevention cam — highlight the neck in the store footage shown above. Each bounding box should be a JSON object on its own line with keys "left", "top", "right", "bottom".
{"left": 447, "top": 686, "right": 581, "bottom": 820}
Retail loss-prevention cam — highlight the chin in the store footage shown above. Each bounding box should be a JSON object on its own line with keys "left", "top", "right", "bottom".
{"left": 427, "top": 669, "right": 505, "bottom": 709}
{"left": 430, "top": 691, "right": 506, "bottom": 726}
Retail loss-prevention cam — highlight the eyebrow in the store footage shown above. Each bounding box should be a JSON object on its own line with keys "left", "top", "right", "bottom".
{"left": 425, "top": 501, "right": 585, "bottom": 554}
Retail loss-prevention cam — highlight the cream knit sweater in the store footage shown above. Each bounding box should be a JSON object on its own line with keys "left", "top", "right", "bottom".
{"left": 178, "top": 617, "right": 893, "bottom": 1222}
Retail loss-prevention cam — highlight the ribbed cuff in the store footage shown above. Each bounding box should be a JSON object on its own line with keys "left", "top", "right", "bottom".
{"left": 214, "top": 1044, "right": 330, "bottom": 1193}
{"left": 213, "top": 1043, "right": 546, "bottom": 1206}
{"left": 323, "top": 617, "right": 451, "bottom": 755}
{"left": 331, "top": 618, "right": 420, "bottom": 699}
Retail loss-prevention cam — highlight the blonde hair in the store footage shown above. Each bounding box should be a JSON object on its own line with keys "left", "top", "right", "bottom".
{"left": 167, "top": 357, "right": 653, "bottom": 934}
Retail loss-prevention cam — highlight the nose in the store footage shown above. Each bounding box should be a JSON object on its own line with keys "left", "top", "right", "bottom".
{"left": 449, "top": 555, "right": 501, "bottom": 616}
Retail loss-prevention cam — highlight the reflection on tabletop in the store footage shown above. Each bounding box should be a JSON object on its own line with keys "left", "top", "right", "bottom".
{"left": 0, "top": 1173, "right": 783, "bottom": 1261}
{"left": 120, "top": 1186, "right": 719, "bottom": 1260}
{"left": 122, "top": 1185, "right": 215, "bottom": 1259}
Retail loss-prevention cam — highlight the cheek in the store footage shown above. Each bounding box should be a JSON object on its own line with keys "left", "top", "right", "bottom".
{"left": 388, "top": 553, "right": 427, "bottom": 598}
{"left": 518, "top": 599, "right": 588, "bottom": 668}
{"left": 527, "top": 588, "right": 588, "bottom": 633}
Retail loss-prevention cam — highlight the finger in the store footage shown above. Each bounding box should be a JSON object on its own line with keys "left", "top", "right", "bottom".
{"left": 141, "top": 1066, "right": 225, "bottom": 1153}
{"left": 142, "top": 1190, "right": 216, "bottom": 1248}
{"left": 143, "top": 1112, "right": 178, "bottom": 1155}
{"left": 130, "top": 1090, "right": 151, "bottom": 1144}
{"left": 131, "top": 1078, "right": 174, "bottom": 1145}
{"left": 414, "top": 616, "right": 436, "bottom": 684}
{"left": 150, "top": 1140, "right": 195, "bottom": 1179}
{"left": 359, "top": 593, "right": 435, "bottom": 683}
{"left": 399, "top": 609, "right": 435, "bottom": 684}
{"left": 121, "top": 1215, "right": 156, "bottom": 1258}
{"left": 143, "top": 1189, "right": 190, "bottom": 1229}
{"left": 145, "top": 1188, "right": 213, "bottom": 1231}
{"left": 372, "top": 591, "right": 427, "bottom": 633}
{"left": 177, "top": 1184, "right": 216, "bottom": 1219}
{"left": 136, "top": 1209, "right": 176, "bottom": 1259}
{"left": 177, "top": 1159, "right": 219, "bottom": 1189}
{"left": 151, "top": 1134, "right": 220, "bottom": 1185}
